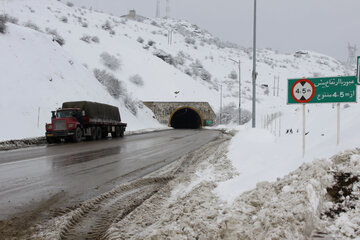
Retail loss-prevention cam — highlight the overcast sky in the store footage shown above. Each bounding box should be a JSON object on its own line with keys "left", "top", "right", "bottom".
{"left": 70, "top": 0, "right": 359, "bottom": 62}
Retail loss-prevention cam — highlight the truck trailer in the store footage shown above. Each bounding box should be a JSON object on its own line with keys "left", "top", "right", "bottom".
{"left": 45, "top": 101, "right": 127, "bottom": 143}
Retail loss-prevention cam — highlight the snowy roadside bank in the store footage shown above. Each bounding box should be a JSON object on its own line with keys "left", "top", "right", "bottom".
{"left": 103, "top": 127, "right": 359, "bottom": 239}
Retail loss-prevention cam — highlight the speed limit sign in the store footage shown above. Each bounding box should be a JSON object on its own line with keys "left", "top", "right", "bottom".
{"left": 290, "top": 79, "right": 315, "bottom": 103}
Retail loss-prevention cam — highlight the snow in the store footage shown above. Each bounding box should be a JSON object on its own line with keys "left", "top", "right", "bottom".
{"left": 216, "top": 100, "right": 360, "bottom": 204}
{"left": 0, "top": 0, "right": 359, "bottom": 239}
{"left": 0, "top": 0, "right": 349, "bottom": 141}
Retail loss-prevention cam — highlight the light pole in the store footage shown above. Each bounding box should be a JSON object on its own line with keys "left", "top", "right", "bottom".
{"left": 252, "top": 0, "right": 257, "bottom": 128}
{"left": 229, "top": 58, "right": 241, "bottom": 125}
{"left": 219, "top": 84, "right": 223, "bottom": 125}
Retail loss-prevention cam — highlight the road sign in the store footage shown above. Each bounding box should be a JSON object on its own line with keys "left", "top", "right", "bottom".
{"left": 288, "top": 76, "right": 356, "bottom": 104}
{"left": 357, "top": 56, "right": 360, "bottom": 85}
{"left": 291, "top": 79, "right": 315, "bottom": 103}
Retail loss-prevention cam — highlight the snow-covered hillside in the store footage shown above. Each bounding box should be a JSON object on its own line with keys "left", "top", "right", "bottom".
{"left": 1, "top": 0, "right": 360, "bottom": 239}
{"left": 0, "top": 0, "right": 352, "bottom": 141}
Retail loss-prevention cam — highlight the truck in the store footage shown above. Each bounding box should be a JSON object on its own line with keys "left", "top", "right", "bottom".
{"left": 45, "top": 101, "right": 127, "bottom": 143}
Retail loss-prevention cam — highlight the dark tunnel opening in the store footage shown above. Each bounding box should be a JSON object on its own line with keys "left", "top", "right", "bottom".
{"left": 170, "top": 108, "right": 202, "bottom": 129}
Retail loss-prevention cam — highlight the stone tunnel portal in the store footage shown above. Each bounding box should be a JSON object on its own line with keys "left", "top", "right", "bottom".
{"left": 169, "top": 107, "right": 203, "bottom": 129}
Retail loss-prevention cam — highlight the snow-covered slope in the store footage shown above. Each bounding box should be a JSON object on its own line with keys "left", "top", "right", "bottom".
{"left": 0, "top": 0, "right": 354, "bottom": 141}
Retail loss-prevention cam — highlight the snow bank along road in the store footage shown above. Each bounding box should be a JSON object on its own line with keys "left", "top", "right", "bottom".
{"left": 0, "top": 129, "right": 221, "bottom": 238}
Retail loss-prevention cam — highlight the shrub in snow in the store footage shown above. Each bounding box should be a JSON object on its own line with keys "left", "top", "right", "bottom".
{"left": 190, "top": 59, "right": 203, "bottom": 70}
{"left": 94, "top": 69, "right": 139, "bottom": 115}
{"left": 60, "top": 16, "right": 68, "bottom": 23}
{"left": 81, "top": 22, "right": 88, "bottom": 28}
{"left": 153, "top": 50, "right": 174, "bottom": 65}
{"left": 0, "top": 15, "right": 7, "bottom": 34}
{"left": 199, "top": 68, "right": 212, "bottom": 82}
{"left": 178, "top": 51, "right": 192, "bottom": 61}
{"left": 150, "top": 20, "right": 159, "bottom": 26}
{"left": 102, "top": 20, "right": 113, "bottom": 31}
{"left": 123, "top": 95, "right": 138, "bottom": 115}
{"left": 0, "top": 14, "right": 18, "bottom": 24}
{"left": 91, "top": 36, "right": 100, "bottom": 43}
{"left": 24, "top": 21, "right": 41, "bottom": 32}
{"left": 93, "top": 69, "right": 123, "bottom": 99}
{"left": 80, "top": 34, "right": 91, "bottom": 43}
{"left": 46, "top": 28, "right": 65, "bottom": 46}
{"left": 343, "top": 103, "right": 350, "bottom": 109}
{"left": 174, "top": 55, "right": 185, "bottom": 66}
{"left": 100, "top": 52, "right": 121, "bottom": 71}
{"left": 137, "top": 37, "right": 144, "bottom": 43}
{"left": 129, "top": 74, "right": 144, "bottom": 86}
{"left": 217, "top": 103, "right": 251, "bottom": 125}
{"left": 184, "top": 68, "right": 192, "bottom": 76}
{"left": 184, "top": 37, "right": 195, "bottom": 45}
{"left": 66, "top": 2, "right": 74, "bottom": 7}
{"left": 228, "top": 70, "right": 237, "bottom": 80}
{"left": 147, "top": 40, "right": 156, "bottom": 46}
{"left": 190, "top": 60, "right": 212, "bottom": 82}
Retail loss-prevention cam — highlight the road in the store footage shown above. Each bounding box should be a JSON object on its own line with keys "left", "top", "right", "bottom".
{"left": 0, "top": 129, "right": 220, "bottom": 220}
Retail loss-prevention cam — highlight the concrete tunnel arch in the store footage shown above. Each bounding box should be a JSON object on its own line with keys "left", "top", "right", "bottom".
{"left": 169, "top": 106, "right": 204, "bottom": 129}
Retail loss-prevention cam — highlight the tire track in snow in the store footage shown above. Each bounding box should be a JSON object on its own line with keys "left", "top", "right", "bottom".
{"left": 58, "top": 176, "right": 173, "bottom": 240}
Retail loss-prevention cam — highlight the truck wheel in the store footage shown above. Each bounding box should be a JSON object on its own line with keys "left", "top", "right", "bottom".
{"left": 96, "top": 127, "right": 102, "bottom": 140}
{"left": 112, "top": 126, "right": 120, "bottom": 138}
{"left": 120, "top": 128, "right": 124, "bottom": 137}
{"left": 73, "top": 127, "right": 82, "bottom": 143}
{"left": 102, "top": 130, "right": 108, "bottom": 139}
{"left": 90, "top": 127, "right": 97, "bottom": 140}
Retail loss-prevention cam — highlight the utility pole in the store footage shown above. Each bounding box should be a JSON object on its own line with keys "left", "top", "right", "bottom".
{"left": 156, "top": 0, "right": 160, "bottom": 18}
{"left": 273, "top": 76, "right": 276, "bottom": 96}
{"left": 273, "top": 75, "right": 280, "bottom": 97}
{"left": 346, "top": 43, "right": 357, "bottom": 69}
{"left": 166, "top": 0, "right": 170, "bottom": 18}
{"left": 219, "top": 84, "right": 223, "bottom": 125}
{"left": 229, "top": 58, "right": 241, "bottom": 125}
{"left": 252, "top": 0, "right": 257, "bottom": 128}
{"left": 168, "top": 29, "right": 173, "bottom": 45}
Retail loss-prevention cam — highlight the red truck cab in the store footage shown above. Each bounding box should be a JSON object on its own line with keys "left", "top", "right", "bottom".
{"left": 45, "top": 108, "right": 83, "bottom": 143}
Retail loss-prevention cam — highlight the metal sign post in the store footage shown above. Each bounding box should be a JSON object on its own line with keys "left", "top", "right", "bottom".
{"left": 337, "top": 103, "right": 340, "bottom": 145}
{"left": 302, "top": 104, "right": 306, "bottom": 157}
{"left": 357, "top": 56, "right": 360, "bottom": 85}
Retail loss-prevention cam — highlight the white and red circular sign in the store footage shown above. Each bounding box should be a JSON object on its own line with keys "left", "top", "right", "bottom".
{"left": 291, "top": 79, "right": 315, "bottom": 103}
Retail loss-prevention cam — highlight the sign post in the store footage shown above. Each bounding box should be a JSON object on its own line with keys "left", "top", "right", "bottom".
{"left": 302, "top": 104, "right": 306, "bottom": 157}
{"left": 337, "top": 103, "right": 340, "bottom": 145}
{"left": 288, "top": 76, "right": 357, "bottom": 156}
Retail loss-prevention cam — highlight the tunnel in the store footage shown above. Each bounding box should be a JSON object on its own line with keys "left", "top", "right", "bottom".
{"left": 169, "top": 107, "right": 203, "bottom": 129}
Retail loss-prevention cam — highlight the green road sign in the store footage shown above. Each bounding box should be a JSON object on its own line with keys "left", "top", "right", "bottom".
{"left": 357, "top": 56, "right": 360, "bottom": 85}
{"left": 205, "top": 120, "right": 213, "bottom": 125}
{"left": 288, "top": 76, "right": 356, "bottom": 104}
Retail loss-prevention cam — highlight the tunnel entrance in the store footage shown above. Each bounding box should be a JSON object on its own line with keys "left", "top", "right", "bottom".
{"left": 170, "top": 107, "right": 203, "bottom": 129}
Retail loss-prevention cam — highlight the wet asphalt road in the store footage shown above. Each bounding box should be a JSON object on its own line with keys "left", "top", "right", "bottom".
{"left": 0, "top": 129, "right": 220, "bottom": 220}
